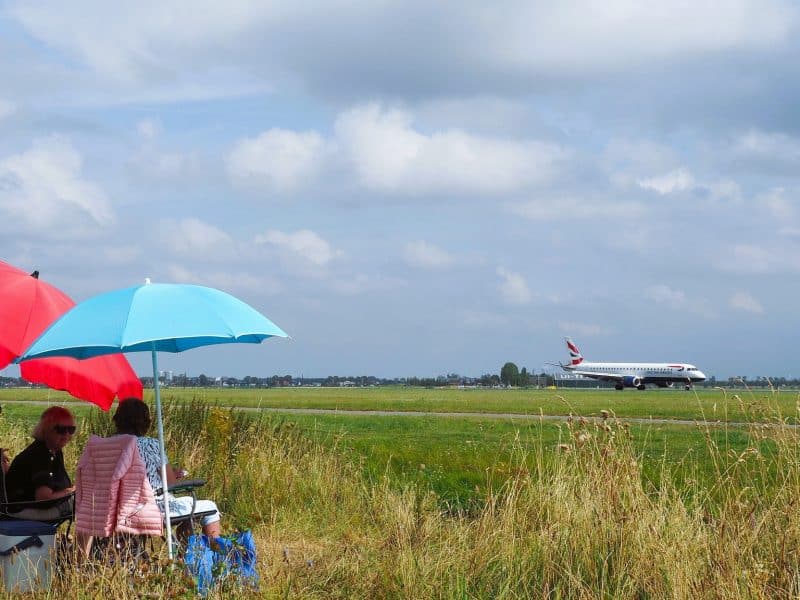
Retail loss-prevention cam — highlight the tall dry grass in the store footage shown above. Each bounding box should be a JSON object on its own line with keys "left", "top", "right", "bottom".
{"left": 0, "top": 392, "right": 799, "bottom": 598}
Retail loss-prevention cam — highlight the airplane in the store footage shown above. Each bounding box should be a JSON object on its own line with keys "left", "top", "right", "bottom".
{"left": 552, "top": 338, "right": 707, "bottom": 391}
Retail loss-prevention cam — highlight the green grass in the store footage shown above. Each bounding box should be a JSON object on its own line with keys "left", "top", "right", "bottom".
{"left": 2, "top": 384, "right": 798, "bottom": 423}
{"left": 1, "top": 387, "right": 781, "bottom": 514}
{"left": 263, "top": 411, "right": 779, "bottom": 513}
{"left": 1, "top": 386, "right": 791, "bottom": 513}
{"left": 1, "top": 391, "right": 799, "bottom": 597}
{"left": 162, "top": 385, "right": 800, "bottom": 423}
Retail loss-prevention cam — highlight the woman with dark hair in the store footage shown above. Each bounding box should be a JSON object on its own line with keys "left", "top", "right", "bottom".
{"left": 5, "top": 406, "right": 76, "bottom": 520}
{"left": 113, "top": 398, "right": 222, "bottom": 537}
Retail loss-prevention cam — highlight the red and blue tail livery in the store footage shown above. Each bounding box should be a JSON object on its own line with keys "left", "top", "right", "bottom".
{"left": 566, "top": 338, "right": 584, "bottom": 365}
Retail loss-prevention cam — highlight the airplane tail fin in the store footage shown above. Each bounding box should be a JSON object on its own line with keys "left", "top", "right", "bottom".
{"left": 565, "top": 337, "right": 584, "bottom": 366}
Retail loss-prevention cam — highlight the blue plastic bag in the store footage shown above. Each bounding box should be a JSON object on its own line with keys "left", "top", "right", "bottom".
{"left": 184, "top": 531, "right": 258, "bottom": 595}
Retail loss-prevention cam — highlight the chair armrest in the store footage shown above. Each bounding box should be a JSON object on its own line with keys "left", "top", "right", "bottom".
{"left": 155, "top": 479, "right": 207, "bottom": 496}
{"left": 1, "top": 491, "right": 75, "bottom": 511}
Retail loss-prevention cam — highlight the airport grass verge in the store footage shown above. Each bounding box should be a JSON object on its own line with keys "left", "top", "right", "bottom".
{"left": 3, "top": 385, "right": 800, "bottom": 423}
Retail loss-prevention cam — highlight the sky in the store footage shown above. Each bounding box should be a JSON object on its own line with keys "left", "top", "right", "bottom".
{"left": 1, "top": 0, "right": 799, "bottom": 380}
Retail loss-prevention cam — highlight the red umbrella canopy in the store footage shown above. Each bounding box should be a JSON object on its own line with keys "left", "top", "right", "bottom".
{"left": 0, "top": 260, "right": 142, "bottom": 410}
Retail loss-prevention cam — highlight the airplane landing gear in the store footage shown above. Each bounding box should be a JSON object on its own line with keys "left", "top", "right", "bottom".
{"left": 615, "top": 383, "right": 624, "bottom": 391}
{"left": 637, "top": 384, "right": 646, "bottom": 390}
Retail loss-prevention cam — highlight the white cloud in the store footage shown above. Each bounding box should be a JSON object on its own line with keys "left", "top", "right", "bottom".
{"left": 637, "top": 168, "right": 741, "bottom": 201}
{"left": 254, "top": 229, "right": 340, "bottom": 267}
{"left": 416, "top": 97, "right": 532, "bottom": 134}
{"left": 645, "top": 284, "right": 687, "bottom": 307}
{"left": 10, "top": 1, "right": 793, "bottom": 87}
{"left": 163, "top": 218, "right": 235, "bottom": 259}
{"left": 0, "top": 137, "right": 114, "bottom": 235}
{"left": 227, "top": 129, "right": 325, "bottom": 191}
{"left": 9, "top": 1, "right": 293, "bottom": 84}
{"left": 227, "top": 103, "right": 566, "bottom": 196}
{"left": 484, "top": 1, "right": 793, "bottom": 73}
{"left": 335, "top": 104, "right": 565, "bottom": 194}
{"left": 729, "top": 291, "right": 764, "bottom": 314}
{"left": 637, "top": 168, "right": 695, "bottom": 195}
{"left": 403, "top": 241, "right": 454, "bottom": 269}
{"left": 496, "top": 267, "right": 531, "bottom": 305}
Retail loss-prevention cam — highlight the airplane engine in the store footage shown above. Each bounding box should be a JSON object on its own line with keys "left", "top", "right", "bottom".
{"left": 622, "top": 376, "right": 642, "bottom": 388}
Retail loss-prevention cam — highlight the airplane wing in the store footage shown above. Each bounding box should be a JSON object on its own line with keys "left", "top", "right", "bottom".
{"left": 571, "top": 370, "right": 625, "bottom": 382}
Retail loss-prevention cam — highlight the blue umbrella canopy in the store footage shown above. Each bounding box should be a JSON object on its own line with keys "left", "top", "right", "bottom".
{"left": 19, "top": 281, "right": 288, "bottom": 558}
{"left": 22, "top": 282, "right": 288, "bottom": 359}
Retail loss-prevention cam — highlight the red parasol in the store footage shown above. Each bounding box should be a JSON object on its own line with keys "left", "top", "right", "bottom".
{"left": 0, "top": 260, "right": 142, "bottom": 410}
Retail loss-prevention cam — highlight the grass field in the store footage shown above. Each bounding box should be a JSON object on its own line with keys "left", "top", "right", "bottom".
{"left": 275, "top": 412, "right": 778, "bottom": 511}
{"left": 0, "top": 386, "right": 791, "bottom": 511}
{"left": 2, "top": 384, "right": 797, "bottom": 422}
{"left": 0, "top": 386, "right": 797, "bottom": 597}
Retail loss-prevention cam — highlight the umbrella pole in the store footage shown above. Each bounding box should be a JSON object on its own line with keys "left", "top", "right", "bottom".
{"left": 152, "top": 347, "right": 174, "bottom": 560}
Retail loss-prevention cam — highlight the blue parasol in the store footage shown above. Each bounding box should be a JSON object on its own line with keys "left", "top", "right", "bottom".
{"left": 20, "top": 280, "right": 289, "bottom": 557}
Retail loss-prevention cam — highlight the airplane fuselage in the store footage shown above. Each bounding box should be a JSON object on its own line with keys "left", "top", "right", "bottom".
{"left": 558, "top": 338, "right": 707, "bottom": 390}
{"left": 563, "top": 361, "right": 706, "bottom": 388}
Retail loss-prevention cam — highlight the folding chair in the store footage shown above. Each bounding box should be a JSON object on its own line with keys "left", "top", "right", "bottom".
{"left": 154, "top": 478, "right": 217, "bottom": 534}
{"left": 75, "top": 436, "right": 215, "bottom": 560}
{"left": 0, "top": 448, "right": 73, "bottom": 530}
{"left": 0, "top": 448, "right": 73, "bottom": 588}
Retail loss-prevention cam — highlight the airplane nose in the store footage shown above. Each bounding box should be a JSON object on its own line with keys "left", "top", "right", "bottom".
{"left": 696, "top": 371, "right": 707, "bottom": 381}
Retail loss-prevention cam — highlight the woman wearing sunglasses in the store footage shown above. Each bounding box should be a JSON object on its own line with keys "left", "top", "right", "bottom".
{"left": 4, "top": 406, "right": 76, "bottom": 520}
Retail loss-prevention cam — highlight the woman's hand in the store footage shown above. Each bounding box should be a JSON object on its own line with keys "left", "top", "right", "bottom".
{"left": 34, "top": 485, "right": 75, "bottom": 502}
{"left": 165, "top": 464, "right": 188, "bottom": 485}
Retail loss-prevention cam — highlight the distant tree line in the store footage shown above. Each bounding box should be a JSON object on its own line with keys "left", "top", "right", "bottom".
{"left": 499, "top": 362, "right": 555, "bottom": 387}
{"left": 4, "top": 370, "right": 799, "bottom": 391}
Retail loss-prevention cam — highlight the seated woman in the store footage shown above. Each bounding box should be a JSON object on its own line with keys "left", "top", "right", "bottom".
{"left": 4, "top": 406, "right": 76, "bottom": 520}
{"left": 113, "top": 398, "right": 222, "bottom": 537}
